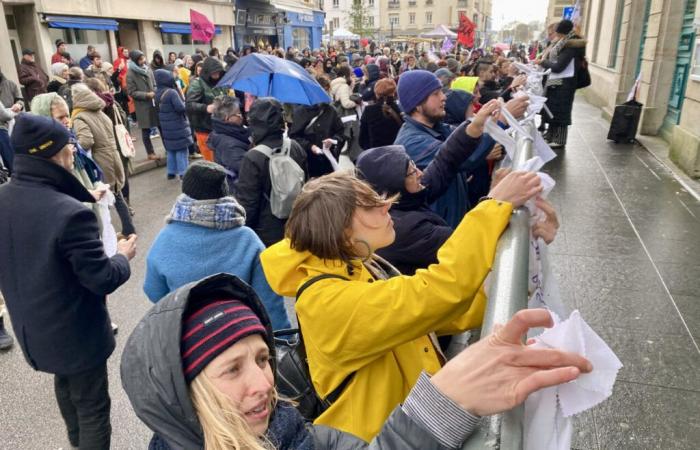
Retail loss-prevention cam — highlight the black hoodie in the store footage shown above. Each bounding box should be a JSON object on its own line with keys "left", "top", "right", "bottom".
{"left": 356, "top": 124, "right": 481, "bottom": 274}
{"left": 236, "top": 98, "right": 308, "bottom": 246}
{"left": 185, "top": 57, "right": 225, "bottom": 132}
{"left": 150, "top": 50, "right": 165, "bottom": 71}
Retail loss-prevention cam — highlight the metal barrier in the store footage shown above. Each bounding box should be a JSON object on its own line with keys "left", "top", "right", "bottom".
{"left": 459, "top": 120, "right": 538, "bottom": 450}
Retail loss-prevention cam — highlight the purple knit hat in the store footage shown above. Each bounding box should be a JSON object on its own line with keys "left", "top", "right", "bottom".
{"left": 181, "top": 299, "right": 267, "bottom": 383}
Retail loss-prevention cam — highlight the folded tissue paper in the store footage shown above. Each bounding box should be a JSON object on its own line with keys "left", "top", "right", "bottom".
{"left": 524, "top": 310, "right": 623, "bottom": 450}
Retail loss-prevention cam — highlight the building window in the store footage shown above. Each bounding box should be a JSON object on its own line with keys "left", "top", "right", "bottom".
{"left": 161, "top": 33, "right": 193, "bottom": 45}
{"left": 332, "top": 17, "right": 340, "bottom": 29}
{"left": 608, "top": 0, "right": 624, "bottom": 68}
{"left": 293, "top": 27, "right": 310, "bottom": 49}
{"left": 368, "top": 16, "right": 374, "bottom": 27}
{"left": 409, "top": 0, "right": 416, "bottom": 6}
{"left": 333, "top": 0, "right": 339, "bottom": 7}
{"left": 389, "top": 14, "right": 400, "bottom": 26}
{"left": 409, "top": 13, "right": 415, "bottom": 25}
{"left": 388, "top": 1, "right": 400, "bottom": 9}
{"left": 426, "top": 0, "right": 433, "bottom": 5}
{"left": 368, "top": 0, "right": 374, "bottom": 6}
{"left": 693, "top": 41, "right": 700, "bottom": 79}
{"left": 426, "top": 12, "right": 432, "bottom": 24}
{"left": 49, "top": 28, "right": 107, "bottom": 46}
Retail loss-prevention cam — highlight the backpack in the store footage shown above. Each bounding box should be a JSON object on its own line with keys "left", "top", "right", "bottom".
{"left": 250, "top": 137, "right": 305, "bottom": 219}
{"left": 273, "top": 274, "right": 355, "bottom": 420}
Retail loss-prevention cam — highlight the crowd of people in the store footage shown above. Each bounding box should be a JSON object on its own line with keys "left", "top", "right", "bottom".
{"left": 0, "top": 18, "right": 590, "bottom": 450}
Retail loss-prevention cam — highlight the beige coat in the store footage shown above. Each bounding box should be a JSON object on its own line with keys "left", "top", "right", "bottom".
{"left": 330, "top": 76, "right": 356, "bottom": 109}
{"left": 71, "top": 84, "right": 125, "bottom": 191}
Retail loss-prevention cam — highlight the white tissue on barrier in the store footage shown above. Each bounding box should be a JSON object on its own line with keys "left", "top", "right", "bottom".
{"left": 534, "top": 133, "right": 557, "bottom": 165}
{"left": 484, "top": 118, "right": 517, "bottom": 160}
{"left": 524, "top": 310, "right": 623, "bottom": 450}
{"left": 499, "top": 98, "right": 531, "bottom": 139}
{"left": 514, "top": 90, "right": 548, "bottom": 116}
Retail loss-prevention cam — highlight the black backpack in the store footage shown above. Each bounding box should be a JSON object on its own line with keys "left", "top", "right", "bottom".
{"left": 576, "top": 56, "right": 591, "bottom": 89}
{"left": 274, "top": 274, "right": 355, "bottom": 421}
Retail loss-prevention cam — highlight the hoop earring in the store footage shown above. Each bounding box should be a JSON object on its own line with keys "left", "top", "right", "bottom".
{"left": 353, "top": 239, "right": 372, "bottom": 263}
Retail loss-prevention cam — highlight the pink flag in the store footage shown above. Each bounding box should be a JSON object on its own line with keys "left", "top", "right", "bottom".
{"left": 190, "top": 9, "right": 215, "bottom": 43}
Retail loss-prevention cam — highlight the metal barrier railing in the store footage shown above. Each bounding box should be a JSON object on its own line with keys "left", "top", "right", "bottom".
{"left": 459, "top": 120, "right": 538, "bottom": 450}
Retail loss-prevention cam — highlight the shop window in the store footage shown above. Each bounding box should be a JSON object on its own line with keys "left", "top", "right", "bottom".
{"left": 49, "top": 28, "right": 107, "bottom": 46}
{"left": 293, "top": 28, "right": 310, "bottom": 50}
{"left": 161, "top": 33, "right": 193, "bottom": 45}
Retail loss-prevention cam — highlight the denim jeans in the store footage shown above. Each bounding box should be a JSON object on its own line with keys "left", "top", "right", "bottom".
{"left": 166, "top": 149, "right": 189, "bottom": 177}
{"left": 54, "top": 362, "right": 111, "bottom": 449}
{"left": 0, "top": 128, "right": 14, "bottom": 173}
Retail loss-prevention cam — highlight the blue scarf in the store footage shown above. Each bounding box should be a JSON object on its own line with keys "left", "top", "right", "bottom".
{"left": 166, "top": 194, "right": 246, "bottom": 230}
{"left": 128, "top": 59, "right": 150, "bottom": 77}
{"left": 265, "top": 402, "right": 315, "bottom": 450}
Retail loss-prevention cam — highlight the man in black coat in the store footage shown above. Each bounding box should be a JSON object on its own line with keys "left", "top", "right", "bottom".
{"left": 0, "top": 114, "right": 137, "bottom": 449}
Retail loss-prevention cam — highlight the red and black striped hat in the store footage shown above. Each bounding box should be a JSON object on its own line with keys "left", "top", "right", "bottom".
{"left": 181, "top": 299, "right": 267, "bottom": 383}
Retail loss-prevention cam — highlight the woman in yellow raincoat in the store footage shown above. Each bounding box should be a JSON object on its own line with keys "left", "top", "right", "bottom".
{"left": 260, "top": 102, "right": 552, "bottom": 441}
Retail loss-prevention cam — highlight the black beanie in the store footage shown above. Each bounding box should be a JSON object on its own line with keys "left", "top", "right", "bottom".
{"left": 181, "top": 161, "right": 230, "bottom": 200}
{"left": 556, "top": 20, "right": 574, "bottom": 35}
{"left": 10, "top": 113, "right": 71, "bottom": 159}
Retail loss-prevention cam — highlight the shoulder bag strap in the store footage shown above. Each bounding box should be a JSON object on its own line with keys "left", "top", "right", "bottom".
{"left": 250, "top": 144, "right": 274, "bottom": 158}
{"left": 295, "top": 273, "right": 355, "bottom": 406}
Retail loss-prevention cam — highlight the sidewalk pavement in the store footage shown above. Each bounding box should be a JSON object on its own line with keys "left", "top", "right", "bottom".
{"left": 546, "top": 97, "right": 700, "bottom": 450}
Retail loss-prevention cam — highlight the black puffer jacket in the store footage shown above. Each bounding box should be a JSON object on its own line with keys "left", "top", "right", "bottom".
{"left": 288, "top": 103, "right": 345, "bottom": 178}
{"left": 122, "top": 273, "right": 463, "bottom": 450}
{"left": 356, "top": 124, "right": 482, "bottom": 275}
{"left": 0, "top": 154, "right": 130, "bottom": 375}
{"left": 235, "top": 98, "right": 307, "bottom": 246}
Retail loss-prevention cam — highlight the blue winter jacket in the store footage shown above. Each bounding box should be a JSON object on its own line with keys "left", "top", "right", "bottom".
{"left": 154, "top": 69, "right": 194, "bottom": 152}
{"left": 394, "top": 116, "right": 471, "bottom": 228}
{"left": 207, "top": 117, "right": 250, "bottom": 194}
{"left": 143, "top": 221, "right": 290, "bottom": 330}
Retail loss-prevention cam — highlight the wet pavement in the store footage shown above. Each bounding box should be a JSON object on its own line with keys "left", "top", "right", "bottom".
{"left": 546, "top": 99, "right": 700, "bottom": 449}
{"left": 0, "top": 97, "right": 698, "bottom": 448}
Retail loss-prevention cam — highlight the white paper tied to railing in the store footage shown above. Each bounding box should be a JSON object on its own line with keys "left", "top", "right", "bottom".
{"left": 524, "top": 310, "right": 623, "bottom": 450}
{"left": 512, "top": 61, "right": 551, "bottom": 96}
{"left": 499, "top": 98, "right": 531, "bottom": 140}
{"left": 96, "top": 183, "right": 118, "bottom": 257}
{"left": 514, "top": 90, "right": 549, "bottom": 122}
{"left": 484, "top": 117, "right": 517, "bottom": 160}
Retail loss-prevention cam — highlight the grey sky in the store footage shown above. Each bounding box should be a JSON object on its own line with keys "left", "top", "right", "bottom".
{"left": 491, "top": 0, "right": 549, "bottom": 30}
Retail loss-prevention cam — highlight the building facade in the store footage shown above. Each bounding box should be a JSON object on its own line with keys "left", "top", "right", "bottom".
{"left": 376, "top": 0, "right": 492, "bottom": 45}
{"left": 324, "top": 0, "right": 381, "bottom": 40}
{"left": 582, "top": 0, "right": 700, "bottom": 178}
{"left": 0, "top": 0, "right": 236, "bottom": 86}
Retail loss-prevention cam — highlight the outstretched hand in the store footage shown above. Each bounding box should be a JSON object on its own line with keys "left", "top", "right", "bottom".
{"left": 466, "top": 99, "right": 501, "bottom": 138}
{"left": 430, "top": 309, "right": 592, "bottom": 417}
{"left": 532, "top": 198, "right": 560, "bottom": 244}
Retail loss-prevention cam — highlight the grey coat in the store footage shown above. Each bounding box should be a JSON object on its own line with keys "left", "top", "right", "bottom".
{"left": 0, "top": 72, "right": 23, "bottom": 129}
{"left": 121, "top": 273, "right": 453, "bottom": 450}
{"left": 126, "top": 66, "right": 159, "bottom": 129}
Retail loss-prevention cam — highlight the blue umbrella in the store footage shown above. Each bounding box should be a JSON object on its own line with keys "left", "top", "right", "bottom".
{"left": 216, "top": 53, "right": 331, "bottom": 105}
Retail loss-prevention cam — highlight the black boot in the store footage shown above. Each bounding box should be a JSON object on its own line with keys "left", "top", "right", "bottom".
{"left": 0, "top": 316, "right": 15, "bottom": 350}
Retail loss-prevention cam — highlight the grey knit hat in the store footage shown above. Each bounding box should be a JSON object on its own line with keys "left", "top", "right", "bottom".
{"left": 181, "top": 161, "right": 230, "bottom": 200}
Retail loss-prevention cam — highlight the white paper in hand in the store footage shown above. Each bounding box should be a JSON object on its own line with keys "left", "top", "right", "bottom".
{"left": 97, "top": 187, "right": 118, "bottom": 257}
{"left": 484, "top": 118, "right": 517, "bottom": 160}
{"left": 524, "top": 310, "right": 623, "bottom": 450}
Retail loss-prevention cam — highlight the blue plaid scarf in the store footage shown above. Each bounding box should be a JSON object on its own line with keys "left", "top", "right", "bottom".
{"left": 166, "top": 194, "right": 246, "bottom": 230}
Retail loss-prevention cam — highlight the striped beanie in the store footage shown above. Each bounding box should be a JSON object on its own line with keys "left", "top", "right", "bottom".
{"left": 181, "top": 299, "right": 267, "bottom": 383}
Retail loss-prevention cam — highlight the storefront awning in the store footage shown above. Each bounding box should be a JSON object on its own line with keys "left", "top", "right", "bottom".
{"left": 45, "top": 15, "right": 119, "bottom": 31}
{"left": 159, "top": 22, "right": 223, "bottom": 35}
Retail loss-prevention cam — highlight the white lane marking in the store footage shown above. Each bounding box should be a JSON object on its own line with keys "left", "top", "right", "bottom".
{"left": 574, "top": 126, "right": 700, "bottom": 355}
{"left": 677, "top": 198, "right": 698, "bottom": 219}
{"left": 634, "top": 154, "right": 662, "bottom": 181}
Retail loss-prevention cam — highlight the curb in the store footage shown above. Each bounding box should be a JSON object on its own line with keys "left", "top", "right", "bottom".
{"left": 131, "top": 158, "right": 165, "bottom": 176}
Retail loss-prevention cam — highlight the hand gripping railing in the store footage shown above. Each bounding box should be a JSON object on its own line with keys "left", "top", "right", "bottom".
{"left": 456, "top": 120, "right": 538, "bottom": 450}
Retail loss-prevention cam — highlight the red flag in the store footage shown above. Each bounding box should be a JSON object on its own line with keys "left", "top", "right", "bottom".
{"left": 457, "top": 13, "right": 476, "bottom": 48}
{"left": 190, "top": 9, "right": 215, "bottom": 43}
